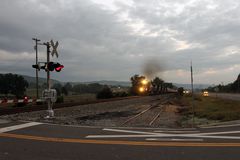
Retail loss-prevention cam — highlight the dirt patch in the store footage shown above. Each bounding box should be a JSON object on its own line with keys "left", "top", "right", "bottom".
{"left": 165, "top": 105, "right": 179, "bottom": 113}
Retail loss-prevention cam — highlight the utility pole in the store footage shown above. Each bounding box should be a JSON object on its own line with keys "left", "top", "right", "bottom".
{"left": 32, "top": 38, "right": 41, "bottom": 99}
{"left": 191, "top": 61, "right": 194, "bottom": 127}
{"left": 238, "top": 74, "right": 240, "bottom": 93}
{"left": 238, "top": 79, "right": 239, "bottom": 93}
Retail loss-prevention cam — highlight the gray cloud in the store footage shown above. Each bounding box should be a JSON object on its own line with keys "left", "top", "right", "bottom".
{"left": 0, "top": 0, "right": 240, "bottom": 84}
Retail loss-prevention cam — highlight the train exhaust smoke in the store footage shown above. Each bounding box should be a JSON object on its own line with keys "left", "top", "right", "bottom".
{"left": 142, "top": 58, "right": 165, "bottom": 79}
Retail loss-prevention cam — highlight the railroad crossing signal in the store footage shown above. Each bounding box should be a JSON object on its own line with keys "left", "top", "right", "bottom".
{"left": 50, "top": 40, "right": 59, "bottom": 58}
{"left": 32, "top": 62, "right": 64, "bottom": 72}
{"left": 46, "top": 62, "right": 64, "bottom": 72}
{"left": 31, "top": 39, "right": 62, "bottom": 118}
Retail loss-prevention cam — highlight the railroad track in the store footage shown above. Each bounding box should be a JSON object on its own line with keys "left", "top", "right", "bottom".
{"left": 121, "top": 95, "right": 173, "bottom": 126}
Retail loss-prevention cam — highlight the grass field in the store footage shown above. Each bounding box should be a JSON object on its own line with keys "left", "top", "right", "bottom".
{"left": 26, "top": 88, "right": 96, "bottom": 102}
{"left": 26, "top": 88, "right": 44, "bottom": 98}
{"left": 63, "top": 94, "right": 96, "bottom": 103}
{"left": 1, "top": 88, "right": 96, "bottom": 108}
{"left": 183, "top": 95, "right": 240, "bottom": 122}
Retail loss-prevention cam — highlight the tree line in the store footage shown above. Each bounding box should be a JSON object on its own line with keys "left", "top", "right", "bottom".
{"left": 52, "top": 82, "right": 108, "bottom": 96}
{"left": 0, "top": 73, "right": 176, "bottom": 100}
{"left": 0, "top": 73, "right": 28, "bottom": 98}
{"left": 207, "top": 74, "right": 240, "bottom": 93}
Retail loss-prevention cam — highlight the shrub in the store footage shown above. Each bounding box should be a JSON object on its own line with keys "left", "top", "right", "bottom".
{"left": 178, "top": 87, "right": 184, "bottom": 96}
{"left": 113, "top": 91, "right": 129, "bottom": 98}
{"left": 56, "top": 96, "right": 64, "bottom": 103}
{"left": 119, "top": 91, "right": 128, "bottom": 97}
{"left": 97, "top": 87, "right": 113, "bottom": 99}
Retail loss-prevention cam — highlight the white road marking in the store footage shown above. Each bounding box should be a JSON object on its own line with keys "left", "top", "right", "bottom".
{"left": 194, "top": 130, "right": 240, "bottom": 136}
{"left": 154, "top": 130, "right": 200, "bottom": 133}
{"left": 170, "top": 138, "right": 203, "bottom": 141}
{"left": 182, "top": 135, "right": 240, "bottom": 140}
{"left": 86, "top": 133, "right": 240, "bottom": 140}
{"left": 146, "top": 138, "right": 203, "bottom": 142}
{"left": 146, "top": 138, "right": 174, "bottom": 141}
{"left": 103, "top": 128, "right": 159, "bottom": 135}
{"left": 86, "top": 134, "right": 172, "bottom": 138}
{"left": 86, "top": 128, "right": 240, "bottom": 140}
{"left": 0, "top": 122, "right": 42, "bottom": 133}
{"left": 201, "top": 123, "right": 240, "bottom": 129}
{"left": 103, "top": 126, "right": 197, "bottom": 130}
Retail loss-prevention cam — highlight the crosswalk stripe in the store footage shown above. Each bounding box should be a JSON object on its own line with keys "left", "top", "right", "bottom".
{"left": 0, "top": 122, "right": 42, "bottom": 133}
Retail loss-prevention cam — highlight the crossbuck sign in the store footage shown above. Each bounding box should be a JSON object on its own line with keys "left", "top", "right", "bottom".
{"left": 50, "top": 40, "right": 59, "bottom": 58}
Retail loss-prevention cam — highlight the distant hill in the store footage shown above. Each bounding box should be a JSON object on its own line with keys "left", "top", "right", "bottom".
{"left": 77, "top": 81, "right": 210, "bottom": 89}
{"left": 21, "top": 75, "right": 130, "bottom": 87}
{"left": 174, "top": 83, "right": 211, "bottom": 90}
{"left": 80, "top": 80, "right": 131, "bottom": 87}
{"left": 2, "top": 73, "right": 210, "bottom": 89}
{"left": 0, "top": 73, "right": 61, "bottom": 85}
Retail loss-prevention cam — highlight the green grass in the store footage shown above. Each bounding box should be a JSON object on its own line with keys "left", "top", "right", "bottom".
{"left": 0, "top": 93, "right": 96, "bottom": 108}
{"left": 26, "top": 88, "right": 44, "bottom": 98}
{"left": 26, "top": 89, "right": 96, "bottom": 103}
{"left": 63, "top": 94, "right": 96, "bottom": 103}
{"left": 183, "top": 95, "right": 240, "bottom": 122}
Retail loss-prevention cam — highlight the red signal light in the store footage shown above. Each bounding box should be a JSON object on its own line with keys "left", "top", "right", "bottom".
{"left": 23, "top": 96, "right": 28, "bottom": 103}
{"left": 55, "top": 64, "right": 64, "bottom": 72}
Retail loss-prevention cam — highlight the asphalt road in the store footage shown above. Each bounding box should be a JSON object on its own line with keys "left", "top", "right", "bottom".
{"left": 0, "top": 119, "right": 240, "bottom": 160}
{"left": 209, "top": 92, "right": 240, "bottom": 101}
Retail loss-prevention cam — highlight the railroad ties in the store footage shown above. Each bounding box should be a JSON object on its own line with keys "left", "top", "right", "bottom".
{"left": 121, "top": 95, "right": 173, "bottom": 126}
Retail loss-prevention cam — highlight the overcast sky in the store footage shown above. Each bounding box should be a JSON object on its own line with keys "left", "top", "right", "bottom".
{"left": 1, "top": 0, "right": 240, "bottom": 84}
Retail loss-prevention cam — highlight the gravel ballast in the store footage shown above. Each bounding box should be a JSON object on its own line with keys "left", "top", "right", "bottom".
{"left": 0, "top": 95, "right": 183, "bottom": 128}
